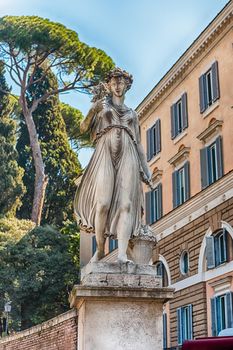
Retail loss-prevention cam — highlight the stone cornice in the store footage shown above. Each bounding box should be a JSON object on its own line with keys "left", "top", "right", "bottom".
{"left": 197, "top": 119, "right": 223, "bottom": 143}
{"left": 136, "top": 2, "right": 233, "bottom": 120}
{"left": 208, "top": 276, "right": 232, "bottom": 288}
{"left": 152, "top": 168, "right": 163, "bottom": 182}
{"left": 151, "top": 170, "right": 233, "bottom": 241}
{"left": 168, "top": 147, "right": 190, "bottom": 166}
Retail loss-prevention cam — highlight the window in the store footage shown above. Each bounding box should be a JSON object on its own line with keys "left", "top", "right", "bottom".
{"left": 200, "top": 136, "right": 223, "bottom": 189}
{"left": 92, "top": 236, "right": 97, "bottom": 255}
{"left": 177, "top": 304, "right": 193, "bottom": 345}
{"left": 171, "top": 93, "right": 188, "bottom": 139}
{"left": 199, "top": 61, "right": 220, "bottom": 113}
{"left": 180, "top": 251, "right": 189, "bottom": 275}
{"left": 145, "top": 183, "right": 162, "bottom": 225}
{"left": 211, "top": 292, "right": 233, "bottom": 336}
{"left": 163, "top": 313, "right": 167, "bottom": 349}
{"left": 146, "top": 119, "right": 161, "bottom": 161}
{"left": 206, "top": 229, "right": 228, "bottom": 269}
{"left": 109, "top": 238, "right": 118, "bottom": 252}
{"left": 155, "top": 261, "right": 168, "bottom": 287}
{"left": 172, "top": 162, "right": 190, "bottom": 208}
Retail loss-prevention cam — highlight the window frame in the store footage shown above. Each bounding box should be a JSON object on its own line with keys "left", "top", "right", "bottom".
{"left": 177, "top": 304, "right": 193, "bottom": 345}
{"left": 180, "top": 250, "right": 189, "bottom": 275}
{"left": 211, "top": 292, "right": 233, "bottom": 336}
{"left": 109, "top": 238, "right": 118, "bottom": 252}
{"left": 205, "top": 69, "right": 213, "bottom": 107}
{"left": 171, "top": 92, "right": 188, "bottom": 140}
{"left": 200, "top": 135, "right": 223, "bottom": 189}
{"left": 146, "top": 119, "right": 161, "bottom": 161}
{"left": 145, "top": 183, "right": 163, "bottom": 225}
{"left": 199, "top": 61, "right": 220, "bottom": 113}
{"left": 206, "top": 229, "right": 228, "bottom": 269}
{"left": 172, "top": 161, "right": 190, "bottom": 208}
{"left": 209, "top": 141, "right": 218, "bottom": 184}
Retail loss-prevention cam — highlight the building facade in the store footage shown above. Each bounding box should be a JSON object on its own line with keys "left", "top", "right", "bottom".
{"left": 80, "top": 2, "right": 233, "bottom": 349}
{"left": 137, "top": 2, "right": 233, "bottom": 348}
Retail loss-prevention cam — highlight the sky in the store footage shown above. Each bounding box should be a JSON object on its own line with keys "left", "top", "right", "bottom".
{"left": 0, "top": 0, "right": 229, "bottom": 166}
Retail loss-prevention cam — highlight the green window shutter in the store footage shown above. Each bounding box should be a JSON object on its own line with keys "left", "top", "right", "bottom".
{"left": 155, "top": 119, "right": 161, "bottom": 154}
{"left": 212, "top": 61, "right": 220, "bottom": 102}
{"left": 172, "top": 170, "right": 179, "bottom": 208}
{"left": 145, "top": 191, "right": 152, "bottom": 225}
{"left": 146, "top": 128, "right": 152, "bottom": 161}
{"left": 226, "top": 292, "right": 233, "bottom": 328}
{"left": 163, "top": 313, "right": 167, "bottom": 349}
{"left": 171, "top": 104, "right": 177, "bottom": 139}
{"left": 188, "top": 304, "right": 193, "bottom": 340}
{"left": 216, "top": 136, "right": 224, "bottom": 179}
{"left": 199, "top": 74, "right": 207, "bottom": 113}
{"left": 177, "top": 307, "right": 182, "bottom": 345}
{"left": 206, "top": 236, "right": 215, "bottom": 269}
{"left": 214, "top": 234, "right": 220, "bottom": 266}
{"left": 157, "top": 183, "right": 163, "bottom": 220}
{"left": 184, "top": 161, "right": 190, "bottom": 201}
{"left": 222, "top": 228, "right": 228, "bottom": 262}
{"left": 211, "top": 297, "right": 217, "bottom": 336}
{"left": 151, "top": 189, "right": 156, "bottom": 223}
{"left": 200, "top": 147, "right": 209, "bottom": 189}
{"left": 92, "top": 236, "right": 97, "bottom": 255}
{"left": 181, "top": 92, "right": 188, "bottom": 129}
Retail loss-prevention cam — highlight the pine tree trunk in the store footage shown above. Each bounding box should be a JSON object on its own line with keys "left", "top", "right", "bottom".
{"left": 24, "top": 110, "right": 48, "bottom": 225}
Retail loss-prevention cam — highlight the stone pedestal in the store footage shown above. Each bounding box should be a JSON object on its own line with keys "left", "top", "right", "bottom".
{"left": 70, "top": 262, "right": 173, "bottom": 350}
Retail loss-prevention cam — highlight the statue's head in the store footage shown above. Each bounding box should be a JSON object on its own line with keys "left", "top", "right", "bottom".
{"left": 106, "top": 67, "right": 133, "bottom": 97}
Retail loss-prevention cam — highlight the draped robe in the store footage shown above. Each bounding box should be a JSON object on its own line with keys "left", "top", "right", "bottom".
{"left": 74, "top": 100, "right": 144, "bottom": 239}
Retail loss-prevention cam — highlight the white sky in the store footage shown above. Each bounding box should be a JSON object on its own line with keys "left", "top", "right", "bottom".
{"left": 0, "top": 0, "right": 229, "bottom": 166}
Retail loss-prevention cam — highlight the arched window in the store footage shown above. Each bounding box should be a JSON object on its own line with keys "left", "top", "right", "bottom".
{"left": 180, "top": 251, "right": 189, "bottom": 275}
{"left": 155, "top": 261, "right": 168, "bottom": 287}
{"left": 206, "top": 228, "right": 228, "bottom": 269}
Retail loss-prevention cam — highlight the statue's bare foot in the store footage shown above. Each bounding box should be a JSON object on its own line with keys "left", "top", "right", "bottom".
{"left": 90, "top": 250, "right": 104, "bottom": 263}
{"left": 117, "top": 255, "right": 134, "bottom": 264}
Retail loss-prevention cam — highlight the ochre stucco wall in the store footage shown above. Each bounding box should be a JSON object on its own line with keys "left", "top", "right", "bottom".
{"left": 140, "top": 27, "right": 233, "bottom": 216}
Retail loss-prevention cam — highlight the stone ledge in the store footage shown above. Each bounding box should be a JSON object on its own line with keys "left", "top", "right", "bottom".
{"left": 82, "top": 272, "right": 161, "bottom": 289}
{"left": 81, "top": 262, "right": 158, "bottom": 279}
{"left": 70, "top": 284, "right": 174, "bottom": 308}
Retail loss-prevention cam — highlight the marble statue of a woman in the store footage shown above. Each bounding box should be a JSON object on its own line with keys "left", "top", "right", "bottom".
{"left": 74, "top": 68, "right": 151, "bottom": 263}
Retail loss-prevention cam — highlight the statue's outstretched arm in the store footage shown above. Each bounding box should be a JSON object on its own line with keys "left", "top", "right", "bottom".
{"left": 80, "top": 105, "right": 96, "bottom": 134}
{"left": 80, "top": 100, "right": 103, "bottom": 133}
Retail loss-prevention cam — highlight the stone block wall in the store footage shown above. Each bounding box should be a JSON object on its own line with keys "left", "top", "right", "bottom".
{"left": 158, "top": 196, "right": 233, "bottom": 284}
{"left": 0, "top": 309, "right": 77, "bottom": 350}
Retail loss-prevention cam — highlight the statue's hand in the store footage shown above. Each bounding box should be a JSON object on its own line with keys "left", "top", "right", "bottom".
{"left": 92, "top": 98, "right": 105, "bottom": 114}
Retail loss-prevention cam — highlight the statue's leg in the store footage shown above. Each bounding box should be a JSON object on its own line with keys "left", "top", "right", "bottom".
{"left": 90, "top": 202, "right": 110, "bottom": 262}
{"left": 91, "top": 168, "right": 114, "bottom": 262}
{"left": 116, "top": 198, "right": 133, "bottom": 263}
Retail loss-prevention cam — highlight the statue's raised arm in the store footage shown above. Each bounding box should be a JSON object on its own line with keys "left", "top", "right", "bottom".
{"left": 74, "top": 67, "right": 151, "bottom": 263}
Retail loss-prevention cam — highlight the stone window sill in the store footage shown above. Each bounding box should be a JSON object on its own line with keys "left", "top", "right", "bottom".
{"left": 149, "top": 153, "right": 161, "bottom": 167}
{"left": 173, "top": 130, "right": 188, "bottom": 145}
{"left": 202, "top": 100, "right": 220, "bottom": 119}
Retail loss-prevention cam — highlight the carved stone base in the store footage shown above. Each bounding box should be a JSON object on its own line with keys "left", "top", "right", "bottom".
{"left": 128, "top": 224, "right": 157, "bottom": 264}
{"left": 69, "top": 262, "right": 174, "bottom": 350}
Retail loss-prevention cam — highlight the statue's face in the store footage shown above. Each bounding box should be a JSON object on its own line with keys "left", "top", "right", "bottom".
{"left": 109, "top": 77, "right": 126, "bottom": 97}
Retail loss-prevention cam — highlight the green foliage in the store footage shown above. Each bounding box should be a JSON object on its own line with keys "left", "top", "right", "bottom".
{"left": 0, "top": 15, "right": 114, "bottom": 90}
{"left": 17, "top": 66, "right": 82, "bottom": 227}
{"left": 0, "top": 62, "right": 25, "bottom": 216}
{"left": 60, "top": 102, "right": 93, "bottom": 150}
{"left": 0, "top": 221, "right": 79, "bottom": 330}
{"left": 61, "top": 219, "right": 80, "bottom": 267}
{"left": 0, "top": 217, "right": 35, "bottom": 249}
{"left": 0, "top": 15, "right": 114, "bottom": 225}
